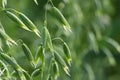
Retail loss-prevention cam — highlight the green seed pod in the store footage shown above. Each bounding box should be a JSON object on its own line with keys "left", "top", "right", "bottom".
{"left": 17, "top": 12, "right": 40, "bottom": 37}
{"left": 54, "top": 51, "right": 70, "bottom": 76}
{"left": 35, "top": 45, "right": 44, "bottom": 65}
{"left": 49, "top": 7, "right": 71, "bottom": 31}
{"left": 52, "top": 60, "right": 59, "bottom": 79}
{"left": 42, "top": 26, "right": 53, "bottom": 52}
{"left": 63, "top": 42, "right": 72, "bottom": 66}
{"left": 34, "top": 0, "right": 38, "bottom": 5}
{"left": 31, "top": 69, "right": 41, "bottom": 77}
{"left": 2, "top": 0, "right": 7, "bottom": 8}
{"left": 54, "top": 51, "right": 66, "bottom": 68}
{"left": 22, "top": 43, "right": 34, "bottom": 66}
{"left": 0, "top": 30, "right": 17, "bottom": 47}
{"left": 0, "top": 54, "right": 25, "bottom": 80}
{"left": 0, "top": 29, "right": 13, "bottom": 44}
{"left": 0, "top": 53, "right": 20, "bottom": 70}
{"left": 5, "top": 11, "right": 30, "bottom": 31}
{"left": 0, "top": 22, "right": 17, "bottom": 47}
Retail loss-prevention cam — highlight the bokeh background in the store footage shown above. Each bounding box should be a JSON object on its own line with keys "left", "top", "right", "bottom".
{"left": 0, "top": 0, "right": 120, "bottom": 80}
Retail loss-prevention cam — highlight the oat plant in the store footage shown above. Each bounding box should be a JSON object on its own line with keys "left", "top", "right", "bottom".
{"left": 0, "top": 0, "right": 72, "bottom": 80}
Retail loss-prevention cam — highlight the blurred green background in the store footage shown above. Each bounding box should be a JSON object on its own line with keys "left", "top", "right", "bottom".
{"left": 0, "top": 0, "right": 120, "bottom": 80}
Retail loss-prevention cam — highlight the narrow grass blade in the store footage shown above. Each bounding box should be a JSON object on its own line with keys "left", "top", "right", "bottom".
{"left": 105, "top": 37, "right": 120, "bottom": 53}
{"left": 84, "top": 63, "right": 95, "bottom": 80}
{"left": 92, "top": 23, "right": 102, "bottom": 40}
{"left": 102, "top": 47, "right": 116, "bottom": 66}
{"left": 88, "top": 31, "right": 99, "bottom": 53}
